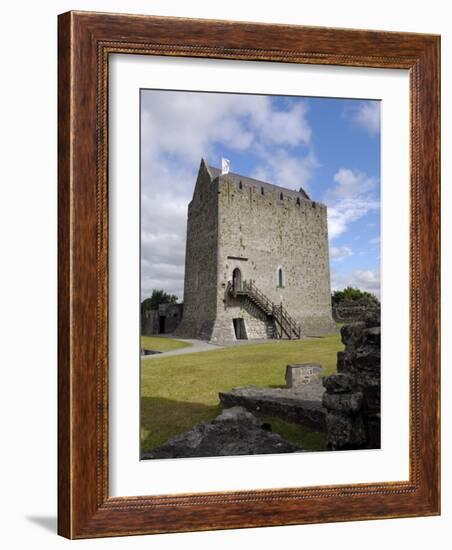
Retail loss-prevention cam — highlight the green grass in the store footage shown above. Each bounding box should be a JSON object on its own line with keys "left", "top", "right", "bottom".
{"left": 259, "top": 416, "right": 327, "bottom": 452}
{"left": 141, "top": 335, "right": 192, "bottom": 352}
{"left": 141, "top": 333, "right": 342, "bottom": 453}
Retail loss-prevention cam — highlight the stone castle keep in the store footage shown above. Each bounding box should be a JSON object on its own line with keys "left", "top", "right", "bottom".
{"left": 175, "top": 159, "right": 335, "bottom": 343}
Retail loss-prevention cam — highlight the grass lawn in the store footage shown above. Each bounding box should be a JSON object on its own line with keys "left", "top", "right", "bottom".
{"left": 141, "top": 333, "right": 343, "bottom": 453}
{"left": 141, "top": 335, "right": 192, "bottom": 352}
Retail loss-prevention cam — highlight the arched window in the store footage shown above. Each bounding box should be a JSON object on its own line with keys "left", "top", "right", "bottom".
{"left": 239, "top": 180, "right": 243, "bottom": 190}
{"left": 261, "top": 186, "right": 265, "bottom": 195}
{"left": 296, "top": 197, "right": 300, "bottom": 206}
{"left": 232, "top": 267, "right": 242, "bottom": 292}
{"left": 277, "top": 267, "right": 284, "bottom": 288}
{"left": 280, "top": 192, "right": 284, "bottom": 200}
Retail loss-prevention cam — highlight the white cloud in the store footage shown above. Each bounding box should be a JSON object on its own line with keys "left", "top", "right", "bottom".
{"left": 350, "top": 101, "right": 380, "bottom": 136}
{"left": 332, "top": 168, "right": 377, "bottom": 198}
{"left": 140, "top": 90, "right": 318, "bottom": 300}
{"left": 331, "top": 268, "right": 380, "bottom": 298}
{"left": 258, "top": 103, "right": 311, "bottom": 146}
{"left": 141, "top": 92, "right": 312, "bottom": 167}
{"left": 369, "top": 236, "right": 380, "bottom": 245}
{"left": 330, "top": 246, "right": 353, "bottom": 261}
{"left": 326, "top": 168, "right": 379, "bottom": 240}
{"left": 140, "top": 190, "right": 189, "bottom": 300}
{"left": 253, "top": 148, "right": 318, "bottom": 191}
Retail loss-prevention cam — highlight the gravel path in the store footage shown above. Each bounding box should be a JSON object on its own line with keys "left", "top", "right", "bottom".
{"left": 141, "top": 336, "right": 291, "bottom": 359}
{"left": 141, "top": 338, "right": 224, "bottom": 359}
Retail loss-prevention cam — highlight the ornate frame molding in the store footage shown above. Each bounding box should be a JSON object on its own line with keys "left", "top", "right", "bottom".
{"left": 58, "top": 11, "right": 440, "bottom": 538}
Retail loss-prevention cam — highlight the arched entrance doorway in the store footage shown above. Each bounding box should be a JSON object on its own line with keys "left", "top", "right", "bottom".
{"left": 232, "top": 267, "right": 242, "bottom": 292}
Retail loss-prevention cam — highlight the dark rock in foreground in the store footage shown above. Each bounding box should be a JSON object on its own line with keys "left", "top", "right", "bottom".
{"left": 219, "top": 384, "right": 326, "bottom": 431}
{"left": 142, "top": 406, "right": 301, "bottom": 459}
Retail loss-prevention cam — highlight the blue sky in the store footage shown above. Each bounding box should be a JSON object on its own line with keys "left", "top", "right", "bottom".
{"left": 141, "top": 90, "right": 380, "bottom": 300}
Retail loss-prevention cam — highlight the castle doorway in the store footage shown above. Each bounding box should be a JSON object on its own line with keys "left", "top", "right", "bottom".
{"left": 232, "top": 268, "right": 242, "bottom": 292}
{"left": 233, "top": 318, "right": 247, "bottom": 340}
{"left": 158, "top": 316, "right": 166, "bottom": 333}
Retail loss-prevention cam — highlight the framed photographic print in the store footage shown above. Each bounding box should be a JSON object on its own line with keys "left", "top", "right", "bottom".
{"left": 58, "top": 11, "right": 440, "bottom": 538}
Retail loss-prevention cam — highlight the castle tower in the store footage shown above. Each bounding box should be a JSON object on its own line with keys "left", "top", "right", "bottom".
{"left": 176, "top": 159, "right": 335, "bottom": 342}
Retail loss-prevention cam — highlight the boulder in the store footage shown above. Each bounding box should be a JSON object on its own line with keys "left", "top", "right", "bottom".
{"left": 142, "top": 406, "right": 301, "bottom": 459}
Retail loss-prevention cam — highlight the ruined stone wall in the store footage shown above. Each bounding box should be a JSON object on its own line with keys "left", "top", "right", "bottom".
{"left": 332, "top": 301, "right": 379, "bottom": 324}
{"left": 322, "top": 310, "right": 381, "bottom": 450}
{"left": 175, "top": 164, "right": 219, "bottom": 339}
{"left": 159, "top": 303, "right": 184, "bottom": 334}
{"left": 141, "top": 304, "right": 183, "bottom": 335}
{"left": 211, "top": 175, "right": 334, "bottom": 341}
{"left": 141, "top": 310, "right": 159, "bottom": 336}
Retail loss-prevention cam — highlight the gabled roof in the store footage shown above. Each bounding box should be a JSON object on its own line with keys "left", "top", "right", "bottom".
{"left": 206, "top": 164, "right": 311, "bottom": 201}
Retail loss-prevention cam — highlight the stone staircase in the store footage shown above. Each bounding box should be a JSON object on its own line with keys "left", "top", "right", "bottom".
{"left": 227, "top": 280, "right": 301, "bottom": 339}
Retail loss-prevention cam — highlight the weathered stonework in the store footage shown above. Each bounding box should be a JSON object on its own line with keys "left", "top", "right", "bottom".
{"left": 332, "top": 300, "right": 379, "bottom": 324}
{"left": 141, "top": 406, "right": 300, "bottom": 459}
{"left": 285, "top": 363, "right": 324, "bottom": 388}
{"left": 142, "top": 303, "right": 183, "bottom": 336}
{"left": 322, "top": 309, "right": 381, "bottom": 450}
{"left": 176, "top": 159, "right": 335, "bottom": 342}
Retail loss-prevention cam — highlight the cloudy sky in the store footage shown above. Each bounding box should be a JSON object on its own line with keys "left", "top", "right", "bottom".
{"left": 141, "top": 90, "right": 380, "bottom": 301}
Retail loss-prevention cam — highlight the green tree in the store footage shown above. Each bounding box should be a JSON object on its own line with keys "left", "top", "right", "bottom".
{"left": 331, "top": 286, "right": 379, "bottom": 306}
{"left": 141, "top": 289, "right": 178, "bottom": 317}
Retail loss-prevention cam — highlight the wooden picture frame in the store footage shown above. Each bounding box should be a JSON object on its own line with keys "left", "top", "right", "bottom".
{"left": 58, "top": 11, "right": 440, "bottom": 539}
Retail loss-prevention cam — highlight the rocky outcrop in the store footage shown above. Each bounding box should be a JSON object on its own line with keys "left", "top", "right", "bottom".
{"left": 322, "top": 310, "right": 381, "bottom": 450}
{"left": 219, "top": 383, "right": 326, "bottom": 431}
{"left": 142, "top": 406, "right": 301, "bottom": 459}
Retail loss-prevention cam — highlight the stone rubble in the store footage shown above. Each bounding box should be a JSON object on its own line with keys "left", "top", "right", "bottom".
{"left": 141, "top": 406, "right": 301, "bottom": 459}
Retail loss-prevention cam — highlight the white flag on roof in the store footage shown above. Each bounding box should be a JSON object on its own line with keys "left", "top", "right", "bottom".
{"left": 221, "top": 158, "right": 230, "bottom": 175}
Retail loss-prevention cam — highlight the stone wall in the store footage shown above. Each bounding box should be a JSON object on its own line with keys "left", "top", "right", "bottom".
{"left": 141, "top": 309, "right": 159, "bottom": 336}
{"left": 332, "top": 301, "right": 379, "bottom": 324}
{"left": 322, "top": 310, "right": 381, "bottom": 450}
{"left": 141, "top": 303, "right": 183, "bottom": 335}
{"left": 214, "top": 173, "right": 335, "bottom": 340}
{"left": 175, "top": 161, "right": 219, "bottom": 339}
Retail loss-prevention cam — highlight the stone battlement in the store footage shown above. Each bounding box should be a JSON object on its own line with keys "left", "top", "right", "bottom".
{"left": 216, "top": 176, "right": 327, "bottom": 212}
